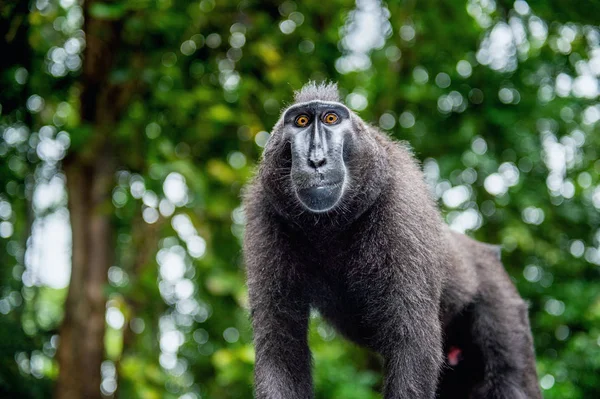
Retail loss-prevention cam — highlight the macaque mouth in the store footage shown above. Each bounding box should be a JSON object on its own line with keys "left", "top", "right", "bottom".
{"left": 295, "top": 180, "right": 344, "bottom": 212}
{"left": 306, "top": 180, "right": 342, "bottom": 188}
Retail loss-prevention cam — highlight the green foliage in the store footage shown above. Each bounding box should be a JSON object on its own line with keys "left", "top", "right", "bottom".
{"left": 1, "top": 0, "right": 600, "bottom": 398}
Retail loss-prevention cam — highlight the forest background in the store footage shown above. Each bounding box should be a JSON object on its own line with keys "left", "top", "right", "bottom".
{"left": 1, "top": 0, "right": 600, "bottom": 398}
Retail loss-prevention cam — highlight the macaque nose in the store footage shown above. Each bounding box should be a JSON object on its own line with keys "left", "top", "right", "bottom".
{"left": 307, "top": 124, "right": 328, "bottom": 169}
{"left": 308, "top": 156, "right": 327, "bottom": 169}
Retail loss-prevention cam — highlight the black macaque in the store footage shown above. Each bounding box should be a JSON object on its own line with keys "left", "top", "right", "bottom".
{"left": 243, "top": 82, "right": 541, "bottom": 399}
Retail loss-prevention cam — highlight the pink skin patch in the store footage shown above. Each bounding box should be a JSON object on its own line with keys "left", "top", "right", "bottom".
{"left": 447, "top": 346, "right": 463, "bottom": 366}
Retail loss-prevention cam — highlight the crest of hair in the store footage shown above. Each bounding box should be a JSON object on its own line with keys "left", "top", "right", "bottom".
{"left": 294, "top": 81, "right": 340, "bottom": 103}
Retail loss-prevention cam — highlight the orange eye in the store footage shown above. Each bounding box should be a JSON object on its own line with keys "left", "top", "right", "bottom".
{"left": 323, "top": 112, "right": 339, "bottom": 124}
{"left": 295, "top": 114, "right": 310, "bottom": 127}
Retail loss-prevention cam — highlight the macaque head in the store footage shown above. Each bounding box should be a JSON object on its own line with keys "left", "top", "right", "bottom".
{"left": 280, "top": 100, "right": 354, "bottom": 212}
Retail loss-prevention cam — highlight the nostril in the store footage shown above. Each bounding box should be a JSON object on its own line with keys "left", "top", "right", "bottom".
{"left": 308, "top": 157, "right": 327, "bottom": 169}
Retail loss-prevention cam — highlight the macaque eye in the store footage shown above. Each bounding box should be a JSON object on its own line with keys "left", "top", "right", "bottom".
{"left": 295, "top": 114, "right": 310, "bottom": 127}
{"left": 323, "top": 112, "right": 339, "bottom": 124}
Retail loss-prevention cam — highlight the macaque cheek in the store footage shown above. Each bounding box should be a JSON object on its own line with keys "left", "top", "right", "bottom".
{"left": 447, "top": 346, "right": 463, "bottom": 366}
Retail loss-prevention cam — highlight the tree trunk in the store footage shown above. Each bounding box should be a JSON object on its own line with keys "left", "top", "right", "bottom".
{"left": 54, "top": 1, "right": 124, "bottom": 397}
{"left": 56, "top": 154, "right": 114, "bottom": 399}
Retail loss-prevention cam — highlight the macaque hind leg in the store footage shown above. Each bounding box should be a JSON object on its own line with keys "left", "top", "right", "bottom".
{"left": 469, "top": 294, "right": 541, "bottom": 399}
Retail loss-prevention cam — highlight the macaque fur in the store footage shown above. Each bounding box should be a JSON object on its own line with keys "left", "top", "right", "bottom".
{"left": 243, "top": 82, "right": 541, "bottom": 399}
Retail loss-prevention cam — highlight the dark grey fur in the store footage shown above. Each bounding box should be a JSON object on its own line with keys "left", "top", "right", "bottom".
{"left": 243, "top": 82, "right": 541, "bottom": 399}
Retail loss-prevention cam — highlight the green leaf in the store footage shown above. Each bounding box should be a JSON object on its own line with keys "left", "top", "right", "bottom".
{"left": 89, "top": 2, "right": 126, "bottom": 20}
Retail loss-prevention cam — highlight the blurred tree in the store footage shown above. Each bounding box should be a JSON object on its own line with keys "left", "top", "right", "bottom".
{"left": 54, "top": 0, "right": 124, "bottom": 397}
